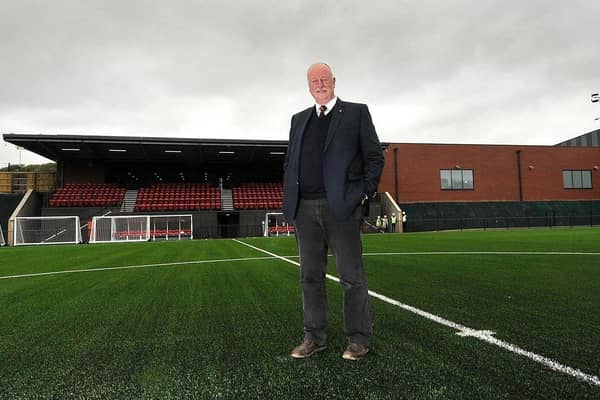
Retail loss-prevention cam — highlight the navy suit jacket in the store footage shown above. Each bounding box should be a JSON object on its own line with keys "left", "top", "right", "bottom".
{"left": 283, "top": 98, "right": 384, "bottom": 221}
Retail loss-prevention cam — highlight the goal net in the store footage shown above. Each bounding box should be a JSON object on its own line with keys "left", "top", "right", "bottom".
{"left": 13, "top": 216, "right": 82, "bottom": 246}
{"left": 91, "top": 215, "right": 149, "bottom": 243}
{"left": 263, "top": 212, "right": 294, "bottom": 237}
{"left": 149, "top": 215, "right": 193, "bottom": 241}
{"left": 90, "top": 214, "right": 193, "bottom": 243}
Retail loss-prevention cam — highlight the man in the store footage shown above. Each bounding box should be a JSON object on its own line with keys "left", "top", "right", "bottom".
{"left": 283, "top": 63, "right": 384, "bottom": 360}
{"left": 390, "top": 213, "right": 397, "bottom": 232}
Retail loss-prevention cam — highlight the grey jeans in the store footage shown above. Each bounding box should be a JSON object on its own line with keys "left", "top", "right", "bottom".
{"left": 294, "top": 198, "right": 372, "bottom": 346}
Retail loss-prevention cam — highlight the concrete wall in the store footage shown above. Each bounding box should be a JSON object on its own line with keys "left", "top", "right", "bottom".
{"left": 6, "top": 190, "right": 42, "bottom": 245}
{"left": 0, "top": 194, "right": 24, "bottom": 235}
{"left": 193, "top": 211, "right": 218, "bottom": 238}
{"left": 239, "top": 209, "right": 282, "bottom": 237}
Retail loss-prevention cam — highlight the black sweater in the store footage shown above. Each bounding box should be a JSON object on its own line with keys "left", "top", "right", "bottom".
{"left": 299, "top": 109, "right": 333, "bottom": 199}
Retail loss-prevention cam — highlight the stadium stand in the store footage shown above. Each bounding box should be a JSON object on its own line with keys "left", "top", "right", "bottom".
{"left": 48, "top": 184, "right": 125, "bottom": 207}
{"left": 134, "top": 183, "right": 220, "bottom": 211}
{"left": 233, "top": 182, "right": 283, "bottom": 209}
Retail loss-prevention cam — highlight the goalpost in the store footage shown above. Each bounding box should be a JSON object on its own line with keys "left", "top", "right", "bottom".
{"left": 0, "top": 225, "right": 5, "bottom": 246}
{"left": 90, "top": 214, "right": 193, "bottom": 243}
{"left": 13, "top": 216, "right": 82, "bottom": 246}
{"left": 263, "top": 212, "right": 294, "bottom": 237}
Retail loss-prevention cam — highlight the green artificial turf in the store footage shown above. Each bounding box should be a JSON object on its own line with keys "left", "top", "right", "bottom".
{"left": 0, "top": 228, "right": 598, "bottom": 399}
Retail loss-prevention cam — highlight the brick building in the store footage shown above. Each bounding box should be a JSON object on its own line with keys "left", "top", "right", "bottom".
{"left": 379, "top": 143, "right": 599, "bottom": 203}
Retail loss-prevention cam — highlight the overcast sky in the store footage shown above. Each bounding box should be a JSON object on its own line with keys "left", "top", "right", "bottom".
{"left": 1, "top": 0, "right": 599, "bottom": 165}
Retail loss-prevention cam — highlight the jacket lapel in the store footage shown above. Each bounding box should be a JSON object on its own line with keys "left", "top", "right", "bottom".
{"left": 295, "top": 107, "right": 313, "bottom": 148}
{"left": 324, "top": 99, "right": 344, "bottom": 152}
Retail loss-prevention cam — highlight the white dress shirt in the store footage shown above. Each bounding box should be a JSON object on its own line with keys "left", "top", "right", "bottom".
{"left": 314, "top": 97, "right": 338, "bottom": 116}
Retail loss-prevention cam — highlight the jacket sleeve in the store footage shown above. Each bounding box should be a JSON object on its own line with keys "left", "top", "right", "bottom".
{"left": 283, "top": 115, "right": 295, "bottom": 173}
{"left": 359, "top": 105, "right": 384, "bottom": 197}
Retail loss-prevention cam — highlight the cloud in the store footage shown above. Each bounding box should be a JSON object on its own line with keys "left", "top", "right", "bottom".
{"left": 1, "top": 0, "right": 599, "bottom": 165}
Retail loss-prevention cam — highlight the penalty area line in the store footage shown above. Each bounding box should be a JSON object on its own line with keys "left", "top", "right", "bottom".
{"left": 0, "top": 256, "right": 277, "bottom": 280}
{"left": 232, "top": 239, "right": 600, "bottom": 387}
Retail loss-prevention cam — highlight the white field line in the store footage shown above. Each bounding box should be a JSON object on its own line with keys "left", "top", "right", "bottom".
{"left": 362, "top": 251, "right": 600, "bottom": 256}
{"left": 278, "top": 250, "right": 600, "bottom": 258}
{"left": 2, "top": 251, "right": 595, "bottom": 280}
{"left": 232, "top": 239, "right": 600, "bottom": 387}
{"left": 0, "top": 256, "right": 276, "bottom": 280}
{"left": 2, "top": 244, "right": 599, "bottom": 385}
{"left": 2, "top": 250, "right": 595, "bottom": 280}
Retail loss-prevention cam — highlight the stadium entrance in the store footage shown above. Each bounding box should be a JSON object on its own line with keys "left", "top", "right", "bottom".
{"left": 217, "top": 212, "right": 239, "bottom": 238}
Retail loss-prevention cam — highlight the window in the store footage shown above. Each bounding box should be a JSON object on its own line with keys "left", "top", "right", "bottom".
{"left": 562, "top": 171, "right": 572, "bottom": 188}
{"left": 563, "top": 170, "right": 592, "bottom": 189}
{"left": 440, "top": 169, "right": 474, "bottom": 190}
{"left": 440, "top": 170, "right": 451, "bottom": 189}
{"left": 462, "top": 170, "right": 474, "bottom": 189}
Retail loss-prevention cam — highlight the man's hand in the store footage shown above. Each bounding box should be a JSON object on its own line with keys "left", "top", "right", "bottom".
{"left": 360, "top": 193, "right": 369, "bottom": 205}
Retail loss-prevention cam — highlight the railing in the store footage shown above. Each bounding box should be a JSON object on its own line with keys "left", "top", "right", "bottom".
{"left": 188, "top": 215, "right": 600, "bottom": 239}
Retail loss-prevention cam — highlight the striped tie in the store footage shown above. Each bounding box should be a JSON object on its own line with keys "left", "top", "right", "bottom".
{"left": 319, "top": 105, "right": 327, "bottom": 118}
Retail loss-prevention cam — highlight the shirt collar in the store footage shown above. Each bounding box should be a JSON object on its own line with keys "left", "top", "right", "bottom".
{"left": 315, "top": 96, "right": 338, "bottom": 116}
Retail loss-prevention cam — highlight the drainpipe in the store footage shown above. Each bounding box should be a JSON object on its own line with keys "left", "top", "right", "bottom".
{"left": 516, "top": 150, "right": 523, "bottom": 201}
{"left": 393, "top": 147, "right": 399, "bottom": 203}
